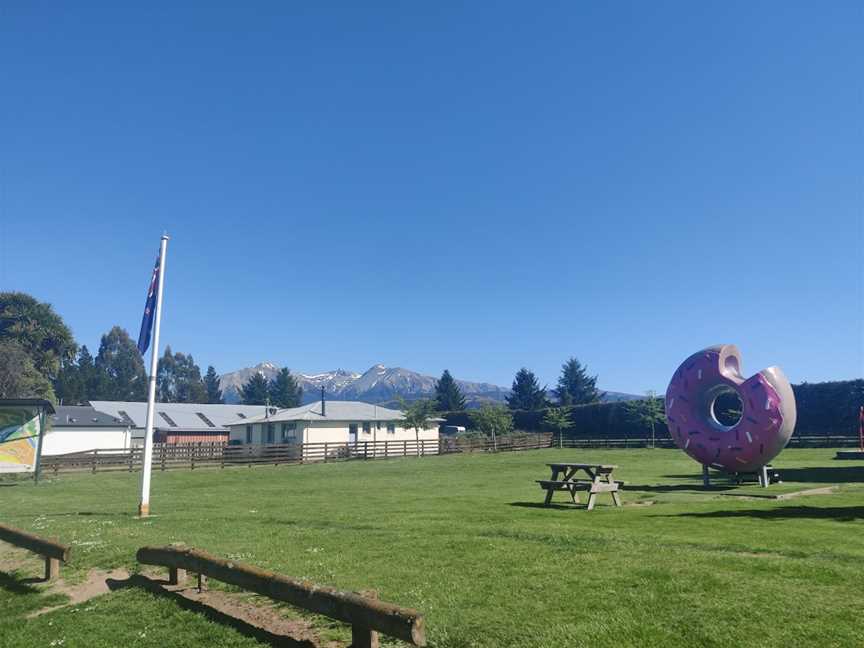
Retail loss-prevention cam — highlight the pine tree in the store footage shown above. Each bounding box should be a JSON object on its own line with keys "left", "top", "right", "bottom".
{"left": 506, "top": 368, "right": 548, "bottom": 410}
{"left": 240, "top": 372, "right": 270, "bottom": 405}
{"left": 204, "top": 366, "right": 223, "bottom": 404}
{"left": 95, "top": 326, "right": 148, "bottom": 401}
{"left": 77, "top": 346, "right": 100, "bottom": 400}
{"left": 555, "top": 357, "right": 602, "bottom": 406}
{"left": 269, "top": 368, "right": 303, "bottom": 408}
{"left": 434, "top": 369, "right": 466, "bottom": 411}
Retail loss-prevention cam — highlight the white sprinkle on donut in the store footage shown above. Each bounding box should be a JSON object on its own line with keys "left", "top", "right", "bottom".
{"left": 684, "top": 439, "right": 690, "bottom": 449}
{"left": 697, "top": 369, "right": 702, "bottom": 380}
{"left": 745, "top": 431, "right": 753, "bottom": 444}
{"left": 764, "top": 398, "right": 771, "bottom": 410}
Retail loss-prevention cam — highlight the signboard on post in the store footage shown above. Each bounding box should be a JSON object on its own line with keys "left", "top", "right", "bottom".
{"left": 0, "top": 400, "right": 56, "bottom": 476}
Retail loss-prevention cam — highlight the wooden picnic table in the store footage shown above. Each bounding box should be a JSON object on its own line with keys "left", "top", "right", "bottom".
{"left": 536, "top": 462, "right": 622, "bottom": 510}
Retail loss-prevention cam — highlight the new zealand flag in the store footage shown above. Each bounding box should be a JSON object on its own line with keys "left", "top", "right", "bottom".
{"left": 137, "top": 254, "right": 161, "bottom": 355}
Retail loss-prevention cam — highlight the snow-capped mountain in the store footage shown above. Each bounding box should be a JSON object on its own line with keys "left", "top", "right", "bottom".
{"left": 219, "top": 362, "right": 507, "bottom": 406}
{"left": 218, "top": 362, "right": 642, "bottom": 407}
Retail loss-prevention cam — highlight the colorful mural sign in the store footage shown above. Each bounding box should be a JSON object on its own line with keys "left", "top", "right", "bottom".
{"left": 0, "top": 406, "right": 42, "bottom": 472}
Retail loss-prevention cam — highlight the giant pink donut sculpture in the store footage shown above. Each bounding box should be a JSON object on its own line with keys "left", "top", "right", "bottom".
{"left": 665, "top": 345, "right": 796, "bottom": 474}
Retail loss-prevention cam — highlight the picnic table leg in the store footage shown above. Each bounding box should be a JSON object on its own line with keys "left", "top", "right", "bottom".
{"left": 544, "top": 467, "right": 559, "bottom": 506}
{"left": 568, "top": 484, "right": 580, "bottom": 504}
{"left": 603, "top": 471, "right": 623, "bottom": 507}
{"left": 586, "top": 471, "right": 604, "bottom": 511}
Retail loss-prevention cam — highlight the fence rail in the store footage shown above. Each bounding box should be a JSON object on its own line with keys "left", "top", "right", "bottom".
{"left": 38, "top": 431, "right": 859, "bottom": 477}
{"left": 137, "top": 544, "right": 426, "bottom": 647}
{"left": 0, "top": 522, "right": 71, "bottom": 580}
{"left": 40, "top": 433, "right": 553, "bottom": 476}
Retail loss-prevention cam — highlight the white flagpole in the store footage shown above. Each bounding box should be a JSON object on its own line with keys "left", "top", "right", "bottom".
{"left": 138, "top": 234, "right": 169, "bottom": 517}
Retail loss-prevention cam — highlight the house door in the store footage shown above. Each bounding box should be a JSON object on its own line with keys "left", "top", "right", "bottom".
{"left": 348, "top": 423, "right": 358, "bottom": 444}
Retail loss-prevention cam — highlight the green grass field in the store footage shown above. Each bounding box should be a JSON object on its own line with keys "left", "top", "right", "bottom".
{"left": 1, "top": 448, "right": 863, "bottom": 647}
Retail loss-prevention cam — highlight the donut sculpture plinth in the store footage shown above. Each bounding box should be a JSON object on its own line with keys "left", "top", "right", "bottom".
{"left": 665, "top": 345, "right": 796, "bottom": 474}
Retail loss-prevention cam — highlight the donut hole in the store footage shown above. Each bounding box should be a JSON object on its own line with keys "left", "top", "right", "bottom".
{"left": 711, "top": 388, "right": 743, "bottom": 429}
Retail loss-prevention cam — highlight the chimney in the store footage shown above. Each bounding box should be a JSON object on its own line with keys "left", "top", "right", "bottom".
{"left": 321, "top": 386, "right": 326, "bottom": 416}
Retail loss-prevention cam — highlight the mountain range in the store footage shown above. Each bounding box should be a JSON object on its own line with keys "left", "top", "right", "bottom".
{"left": 219, "top": 362, "right": 641, "bottom": 407}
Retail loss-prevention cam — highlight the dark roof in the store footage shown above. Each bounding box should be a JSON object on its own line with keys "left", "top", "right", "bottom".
{"left": 51, "top": 406, "right": 127, "bottom": 428}
{"left": 0, "top": 399, "right": 56, "bottom": 414}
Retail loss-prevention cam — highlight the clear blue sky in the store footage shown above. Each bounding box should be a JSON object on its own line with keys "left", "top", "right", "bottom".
{"left": 1, "top": 2, "right": 861, "bottom": 394}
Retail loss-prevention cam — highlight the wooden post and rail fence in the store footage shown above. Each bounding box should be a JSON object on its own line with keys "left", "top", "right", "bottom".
{"left": 0, "top": 523, "right": 71, "bottom": 581}
{"left": 34, "top": 431, "right": 861, "bottom": 477}
{"left": 0, "top": 524, "right": 425, "bottom": 647}
{"left": 136, "top": 545, "right": 425, "bottom": 648}
{"left": 38, "top": 433, "right": 554, "bottom": 476}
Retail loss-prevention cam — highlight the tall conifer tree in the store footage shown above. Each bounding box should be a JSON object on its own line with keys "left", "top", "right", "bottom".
{"left": 435, "top": 369, "right": 466, "bottom": 411}
{"left": 555, "top": 357, "right": 602, "bottom": 405}
{"left": 204, "top": 366, "right": 223, "bottom": 404}
{"left": 506, "top": 368, "right": 548, "bottom": 410}
{"left": 240, "top": 372, "right": 270, "bottom": 405}
{"left": 269, "top": 368, "right": 303, "bottom": 408}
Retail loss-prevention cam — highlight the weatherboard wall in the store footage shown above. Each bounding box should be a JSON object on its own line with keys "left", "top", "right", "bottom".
{"left": 41, "top": 427, "right": 133, "bottom": 455}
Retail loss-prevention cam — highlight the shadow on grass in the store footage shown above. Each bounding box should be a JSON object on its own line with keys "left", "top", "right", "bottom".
{"left": 509, "top": 502, "right": 583, "bottom": 511}
{"left": 625, "top": 483, "right": 734, "bottom": 493}
{"left": 0, "top": 570, "right": 44, "bottom": 594}
{"left": 106, "top": 575, "right": 316, "bottom": 648}
{"left": 668, "top": 506, "right": 864, "bottom": 522}
{"left": 663, "top": 466, "right": 864, "bottom": 484}
{"left": 40, "top": 511, "right": 133, "bottom": 518}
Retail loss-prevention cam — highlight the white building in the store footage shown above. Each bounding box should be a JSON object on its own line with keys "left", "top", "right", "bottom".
{"left": 226, "top": 400, "right": 441, "bottom": 448}
{"left": 90, "top": 400, "right": 270, "bottom": 445}
{"left": 43, "top": 406, "right": 133, "bottom": 455}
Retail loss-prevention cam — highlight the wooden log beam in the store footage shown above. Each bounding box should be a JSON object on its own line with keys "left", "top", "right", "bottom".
{"left": 0, "top": 523, "right": 71, "bottom": 563}
{"left": 136, "top": 545, "right": 425, "bottom": 646}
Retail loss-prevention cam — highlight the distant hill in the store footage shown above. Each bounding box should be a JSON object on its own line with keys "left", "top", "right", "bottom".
{"left": 219, "top": 362, "right": 642, "bottom": 408}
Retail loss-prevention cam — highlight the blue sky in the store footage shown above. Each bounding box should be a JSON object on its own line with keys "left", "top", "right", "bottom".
{"left": 1, "top": 2, "right": 861, "bottom": 394}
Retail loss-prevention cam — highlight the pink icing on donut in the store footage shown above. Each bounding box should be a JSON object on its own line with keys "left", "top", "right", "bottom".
{"left": 664, "top": 345, "right": 795, "bottom": 473}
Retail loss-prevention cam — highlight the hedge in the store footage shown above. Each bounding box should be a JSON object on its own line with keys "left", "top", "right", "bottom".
{"left": 442, "top": 379, "right": 863, "bottom": 439}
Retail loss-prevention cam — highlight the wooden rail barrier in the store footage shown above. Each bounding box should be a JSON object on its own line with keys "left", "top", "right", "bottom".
{"left": 0, "top": 523, "right": 71, "bottom": 580}
{"left": 136, "top": 545, "right": 426, "bottom": 647}
{"left": 37, "top": 432, "right": 859, "bottom": 476}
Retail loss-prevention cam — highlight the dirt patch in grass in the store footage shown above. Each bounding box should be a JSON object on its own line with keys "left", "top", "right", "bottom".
{"left": 27, "top": 568, "right": 131, "bottom": 616}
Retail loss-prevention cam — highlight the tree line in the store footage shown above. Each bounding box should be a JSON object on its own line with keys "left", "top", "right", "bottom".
{"left": 0, "top": 291, "right": 307, "bottom": 408}
{"left": 0, "top": 292, "right": 209, "bottom": 403}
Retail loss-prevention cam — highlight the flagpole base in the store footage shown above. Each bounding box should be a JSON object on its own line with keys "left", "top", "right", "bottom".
{"left": 138, "top": 503, "right": 150, "bottom": 518}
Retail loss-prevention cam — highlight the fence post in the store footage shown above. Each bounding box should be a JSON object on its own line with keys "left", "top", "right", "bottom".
{"left": 324, "top": 442, "right": 328, "bottom": 462}
{"left": 364, "top": 441, "right": 368, "bottom": 460}
{"left": 191, "top": 443, "right": 197, "bottom": 471}
{"left": 129, "top": 449, "right": 134, "bottom": 472}
{"left": 91, "top": 449, "right": 99, "bottom": 474}
{"left": 385, "top": 440, "right": 389, "bottom": 458}
{"left": 351, "top": 590, "right": 381, "bottom": 648}
{"left": 220, "top": 444, "right": 225, "bottom": 469}
{"left": 403, "top": 440, "right": 407, "bottom": 457}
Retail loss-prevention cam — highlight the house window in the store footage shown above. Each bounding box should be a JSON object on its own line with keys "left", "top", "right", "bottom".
{"left": 266, "top": 423, "right": 275, "bottom": 444}
{"left": 281, "top": 422, "right": 297, "bottom": 442}
{"left": 362, "top": 422, "right": 372, "bottom": 434}
{"left": 245, "top": 425, "right": 252, "bottom": 444}
{"left": 387, "top": 423, "right": 396, "bottom": 434}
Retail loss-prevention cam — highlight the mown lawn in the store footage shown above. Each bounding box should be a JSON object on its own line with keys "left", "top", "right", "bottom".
{"left": 1, "top": 448, "right": 863, "bottom": 647}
